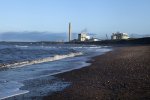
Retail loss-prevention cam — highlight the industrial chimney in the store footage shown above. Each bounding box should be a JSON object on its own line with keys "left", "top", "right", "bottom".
{"left": 69, "top": 22, "right": 71, "bottom": 42}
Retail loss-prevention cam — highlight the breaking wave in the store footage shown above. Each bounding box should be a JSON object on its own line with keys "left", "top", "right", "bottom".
{"left": 0, "top": 52, "right": 83, "bottom": 68}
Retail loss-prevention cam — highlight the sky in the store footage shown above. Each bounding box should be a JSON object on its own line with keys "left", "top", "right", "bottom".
{"left": 0, "top": 0, "right": 150, "bottom": 41}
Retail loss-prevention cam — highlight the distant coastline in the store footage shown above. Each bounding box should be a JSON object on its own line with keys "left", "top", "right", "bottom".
{"left": 70, "top": 37, "right": 150, "bottom": 45}
{"left": 0, "top": 37, "right": 150, "bottom": 46}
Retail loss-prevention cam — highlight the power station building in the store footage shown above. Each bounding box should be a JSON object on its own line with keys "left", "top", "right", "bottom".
{"left": 78, "top": 32, "right": 90, "bottom": 41}
{"left": 111, "top": 32, "right": 129, "bottom": 40}
{"left": 68, "top": 23, "right": 99, "bottom": 42}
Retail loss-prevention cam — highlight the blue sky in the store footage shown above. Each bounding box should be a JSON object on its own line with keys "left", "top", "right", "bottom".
{"left": 0, "top": 0, "right": 150, "bottom": 40}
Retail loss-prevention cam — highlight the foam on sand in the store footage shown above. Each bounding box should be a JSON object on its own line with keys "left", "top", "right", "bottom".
{"left": 0, "top": 81, "right": 28, "bottom": 100}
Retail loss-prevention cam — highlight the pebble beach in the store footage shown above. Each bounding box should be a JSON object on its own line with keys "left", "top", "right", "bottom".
{"left": 44, "top": 45, "right": 150, "bottom": 100}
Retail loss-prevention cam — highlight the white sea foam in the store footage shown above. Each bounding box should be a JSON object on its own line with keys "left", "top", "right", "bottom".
{"left": 15, "top": 45, "right": 29, "bottom": 48}
{"left": 0, "top": 45, "right": 112, "bottom": 99}
{"left": 0, "top": 81, "right": 28, "bottom": 100}
{"left": 0, "top": 91, "right": 28, "bottom": 100}
{"left": 1, "top": 52, "right": 83, "bottom": 68}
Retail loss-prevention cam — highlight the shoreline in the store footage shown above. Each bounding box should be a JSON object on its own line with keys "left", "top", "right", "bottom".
{"left": 0, "top": 45, "right": 112, "bottom": 100}
{"left": 44, "top": 45, "right": 150, "bottom": 100}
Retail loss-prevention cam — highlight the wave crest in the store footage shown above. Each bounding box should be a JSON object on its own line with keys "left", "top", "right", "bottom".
{"left": 0, "top": 52, "right": 83, "bottom": 68}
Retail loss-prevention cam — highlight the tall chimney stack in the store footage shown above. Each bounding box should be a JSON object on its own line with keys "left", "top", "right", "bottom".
{"left": 69, "top": 22, "right": 71, "bottom": 42}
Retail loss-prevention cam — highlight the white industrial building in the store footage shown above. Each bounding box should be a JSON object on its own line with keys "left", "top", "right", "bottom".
{"left": 78, "top": 32, "right": 90, "bottom": 41}
{"left": 111, "top": 32, "right": 129, "bottom": 40}
{"left": 89, "top": 38, "right": 99, "bottom": 41}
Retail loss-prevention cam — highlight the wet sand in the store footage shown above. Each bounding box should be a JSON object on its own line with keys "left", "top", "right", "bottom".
{"left": 44, "top": 45, "right": 150, "bottom": 100}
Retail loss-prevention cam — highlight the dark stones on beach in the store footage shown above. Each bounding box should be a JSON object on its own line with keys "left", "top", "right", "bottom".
{"left": 44, "top": 45, "right": 150, "bottom": 100}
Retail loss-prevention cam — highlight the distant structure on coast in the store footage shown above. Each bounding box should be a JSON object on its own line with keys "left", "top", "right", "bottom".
{"left": 111, "top": 32, "right": 129, "bottom": 40}
{"left": 89, "top": 37, "right": 99, "bottom": 41}
{"left": 78, "top": 32, "right": 90, "bottom": 41}
{"left": 78, "top": 32, "right": 99, "bottom": 42}
{"left": 68, "top": 23, "right": 99, "bottom": 42}
{"left": 68, "top": 23, "right": 72, "bottom": 42}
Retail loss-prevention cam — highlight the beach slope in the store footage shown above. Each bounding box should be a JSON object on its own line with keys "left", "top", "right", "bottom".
{"left": 44, "top": 45, "right": 150, "bottom": 100}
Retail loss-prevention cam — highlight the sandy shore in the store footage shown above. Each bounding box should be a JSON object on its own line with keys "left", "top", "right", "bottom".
{"left": 44, "top": 45, "right": 150, "bottom": 100}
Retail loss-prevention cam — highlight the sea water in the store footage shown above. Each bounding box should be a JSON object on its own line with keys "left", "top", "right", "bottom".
{"left": 0, "top": 43, "right": 111, "bottom": 100}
